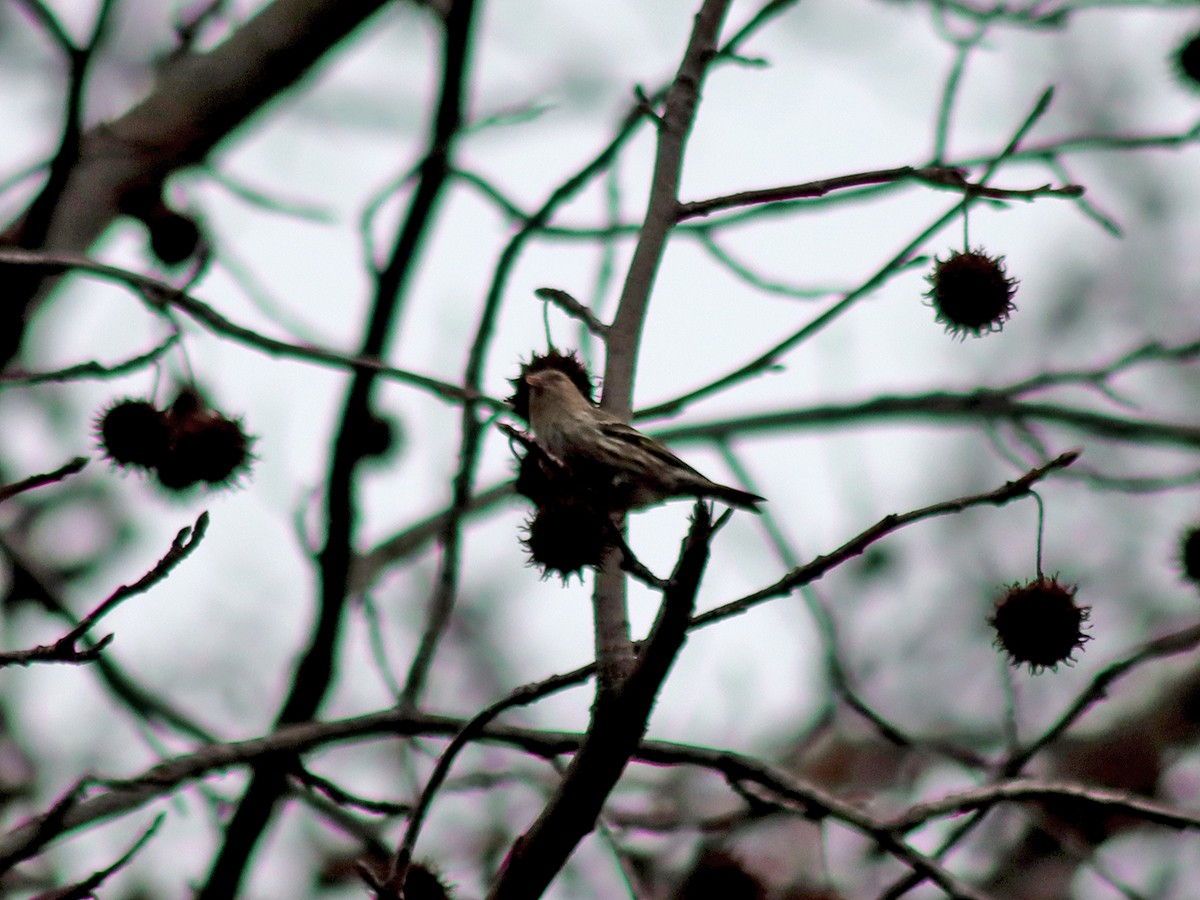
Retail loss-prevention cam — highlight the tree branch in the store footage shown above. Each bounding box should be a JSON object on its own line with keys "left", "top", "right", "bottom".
{"left": 0, "top": 457, "right": 87, "bottom": 504}
{"left": 0, "top": 513, "right": 209, "bottom": 668}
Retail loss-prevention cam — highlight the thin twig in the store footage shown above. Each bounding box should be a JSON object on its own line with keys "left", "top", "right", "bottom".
{"left": 0, "top": 249, "right": 507, "bottom": 412}
{"left": 0, "top": 779, "right": 90, "bottom": 873}
{"left": 691, "top": 450, "right": 1079, "bottom": 629}
{"left": 12, "top": 0, "right": 77, "bottom": 53}
{"left": 0, "top": 334, "right": 178, "bottom": 386}
{"left": 647, "top": 392, "right": 1200, "bottom": 451}
{"left": 384, "top": 668, "right": 596, "bottom": 893}
{"left": 0, "top": 457, "right": 87, "bottom": 504}
{"left": 30, "top": 813, "right": 164, "bottom": 900}
{"left": 888, "top": 779, "right": 1200, "bottom": 834}
{"left": 1006, "top": 622, "right": 1200, "bottom": 775}
{"left": 638, "top": 87, "right": 1064, "bottom": 422}
{"left": 676, "top": 164, "right": 1081, "bottom": 220}
{"left": 0, "top": 513, "right": 209, "bottom": 668}
{"left": 535, "top": 286, "right": 609, "bottom": 337}
{"left": 198, "top": 1, "right": 482, "bottom": 895}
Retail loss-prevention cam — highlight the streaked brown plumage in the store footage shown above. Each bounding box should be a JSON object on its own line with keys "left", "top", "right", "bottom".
{"left": 525, "top": 369, "right": 764, "bottom": 512}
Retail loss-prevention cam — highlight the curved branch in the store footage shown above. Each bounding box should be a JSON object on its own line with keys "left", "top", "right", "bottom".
{"left": 650, "top": 392, "right": 1200, "bottom": 451}
{"left": 0, "top": 250, "right": 506, "bottom": 411}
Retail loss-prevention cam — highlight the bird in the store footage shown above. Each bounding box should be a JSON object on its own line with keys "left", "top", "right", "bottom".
{"left": 523, "top": 368, "right": 764, "bottom": 513}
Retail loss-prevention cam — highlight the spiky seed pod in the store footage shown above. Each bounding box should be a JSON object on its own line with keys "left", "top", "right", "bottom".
{"left": 513, "top": 439, "right": 653, "bottom": 515}
{"left": 96, "top": 399, "right": 170, "bottom": 470}
{"left": 990, "top": 576, "right": 1089, "bottom": 672}
{"left": 512, "top": 438, "right": 604, "bottom": 504}
{"left": 507, "top": 349, "right": 594, "bottom": 422}
{"left": 172, "top": 415, "right": 252, "bottom": 485}
{"left": 399, "top": 862, "right": 454, "bottom": 900}
{"left": 514, "top": 450, "right": 556, "bottom": 506}
{"left": 149, "top": 211, "right": 202, "bottom": 265}
{"left": 1176, "top": 31, "right": 1200, "bottom": 89}
{"left": 926, "top": 249, "right": 1017, "bottom": 338}
{"left": 154, "top": 451, "right": 205, "bottom": 491}
{"left": 1179, "top": 525, "right": 1200, "bottom": 584}
{"left": 521, "top": 502, "right": 611, "bottom": 583}
{"left": 677, "top": 850, "right": 766, "bottom": 900}
{"left": 155, "top": 388, "right": 254, "bottom": 491}
{"left": 158, "top": 417, "right": 251, "bottom": 488}
{"left": 343, "top": 858, "right": 452, "bottom": 898}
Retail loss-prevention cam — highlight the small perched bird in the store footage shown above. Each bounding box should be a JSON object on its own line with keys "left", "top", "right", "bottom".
{"left": 524, "top": 368, "right": 764, "bottom": 512}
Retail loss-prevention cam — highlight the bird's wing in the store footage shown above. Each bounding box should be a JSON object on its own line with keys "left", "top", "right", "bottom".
{"left": 596, "top": 420, "right": 707, "bottom": 479}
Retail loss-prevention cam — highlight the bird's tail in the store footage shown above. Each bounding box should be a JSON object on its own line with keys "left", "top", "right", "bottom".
{"left": 702, "top": 483, "right": 765, "bottom": 513}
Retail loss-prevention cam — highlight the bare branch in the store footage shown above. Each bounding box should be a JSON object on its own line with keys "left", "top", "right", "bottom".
{"left": 648, "top": 391, "right": 1200, "bottom": 452}
{"left": 384, "top": 667, "right": 596, "bottom": 895}
{"left": 677, "top": 164, "right": 1081, "bottom": 220}
{"left": 29, "top": 813, "right": 164, "bottom": 900}
{"left": 0, "top": 780, "right": 90, "bottom": 873}
{"left": 0, "top": 513, "right": 209, "bottom": 668}
{"left": 1006, "top": 622, "right": 1200, "bottom": 775}
{"left": 199, "top": 0, "right": 483, "bottom": 894}
{"left": 488, "top": 505, "right": 718, "bottom": 900}
{"left": 691, "top": 450, "right": 1079, "bottom": 629}
{"left": 535, "top": 286, "right": 609, "bottom": 337}
{"left": 3, "top": 0, "right": 393, "bottom": 258}
{"left": 888, "top": 779, "right": 1200, "bottom": 834}
{"left": 0, "top": 710, "right": 995, "bottom": 899}
{"left": 0, "top": 334, "right": 178, "bottom": 386}
{"left": 0, "top": 457, "right": 87, "bottom": 504}
{"left": 0, "top": 249, "right": 507, "bottom": 412}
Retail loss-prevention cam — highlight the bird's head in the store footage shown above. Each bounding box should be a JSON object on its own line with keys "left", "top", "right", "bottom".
{"left": 525, "top": 368, "right": 584, "bottom": 402}
{"left": 524, "top": 368, "right": 596, "bottom": 438}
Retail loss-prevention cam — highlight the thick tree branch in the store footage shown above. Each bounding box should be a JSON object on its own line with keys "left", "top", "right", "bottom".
{"left": 4, "top": 0, "right": 394, "bottom": 257}
{"left": 195, "top": 0, "right": 480, "bottom": 894}
{"left": 0, "top": 0, "right": 401, "bottom": 366}
{"left": 487, "top": 507, "right": 716, "bottom": 900}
